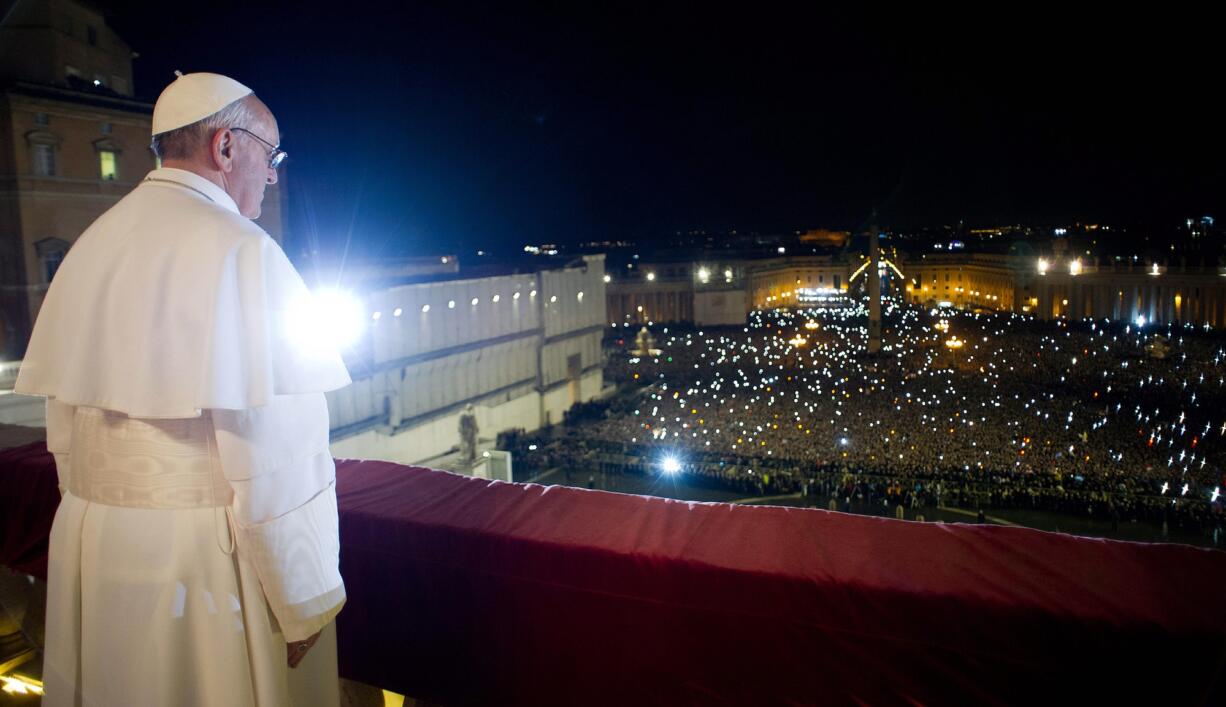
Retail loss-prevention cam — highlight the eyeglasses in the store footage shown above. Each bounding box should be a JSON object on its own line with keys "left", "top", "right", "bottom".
{"left": 231, "top": 127, "right": 287, "bottom": 169}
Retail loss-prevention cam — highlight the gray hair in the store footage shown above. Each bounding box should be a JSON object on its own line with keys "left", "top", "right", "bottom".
{"left": 150, "top": 95, "right": 259, "bottom": 160}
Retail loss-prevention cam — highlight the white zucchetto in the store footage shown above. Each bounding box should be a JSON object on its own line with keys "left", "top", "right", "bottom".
{"left": 151, "top": 71, "right": 253, "bottom": 136}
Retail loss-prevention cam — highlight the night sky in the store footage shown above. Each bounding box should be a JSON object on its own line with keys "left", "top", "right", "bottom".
{"left": 102, "top": 3, "right": 1223, "bottom": 257}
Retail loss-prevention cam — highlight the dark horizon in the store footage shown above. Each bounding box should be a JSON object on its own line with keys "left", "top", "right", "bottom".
{"left": 98, "top": 3, "right": 1223, "bottom": 257}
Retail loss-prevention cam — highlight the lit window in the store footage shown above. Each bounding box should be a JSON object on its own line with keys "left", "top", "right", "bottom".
{"left": 392, "top": 307, "right": 403, "bottom": 317}
{"left": 421, "top": 304, "right": 430, "bottom": 313}
{"left": 492, "top": 294, "right": 500, "bottom": 302}
{"left": 550, "top": 295, "right": 557, "bottom": 303}
{"left": 530, "top": 290, "right": 537, "bottom": 298}
{"left": 471, "top": 297, "right": 479, "bottom": 306}
{"left": 99, "top": 150, "right": 117, "bottom": 180}
{"left": 513, "top": 292, "right": 521, "bottom": 300}
{"left": 577, "top": 291, "right": 584, "bottom": 301}
{"left": 448, "top": 300, "right": 455, "bottom": 309}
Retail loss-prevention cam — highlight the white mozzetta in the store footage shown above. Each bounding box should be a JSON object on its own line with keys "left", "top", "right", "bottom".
{"left": 15, "top": 168, "right": 351, "bottom": 416}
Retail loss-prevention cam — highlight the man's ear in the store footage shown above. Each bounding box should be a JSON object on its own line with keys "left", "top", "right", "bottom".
{"left": 209, "top": 128, "right": 236, "bottom": 173}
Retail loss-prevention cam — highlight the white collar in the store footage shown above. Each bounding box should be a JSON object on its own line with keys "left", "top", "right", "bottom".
{"left": 142, "top": 167, "right": 241, "bottom": 215}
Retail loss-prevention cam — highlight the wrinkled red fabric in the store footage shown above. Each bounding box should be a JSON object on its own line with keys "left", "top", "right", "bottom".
{"left": 0, "top": 442, "right": 59, "bottom": 579}
{"left": 4, "top": 444, "right": 1225, "bottom": 705}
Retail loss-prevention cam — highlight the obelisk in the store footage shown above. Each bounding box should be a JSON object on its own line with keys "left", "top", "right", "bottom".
{"left": 867, "top": 220, "right": 882, "bottom": 354}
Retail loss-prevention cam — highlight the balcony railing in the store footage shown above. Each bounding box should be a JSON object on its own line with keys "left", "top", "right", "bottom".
{"left": 2, "top": 440, "right": 1225, "bottom": 705}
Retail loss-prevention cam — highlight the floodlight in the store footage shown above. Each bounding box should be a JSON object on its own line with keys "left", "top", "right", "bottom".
{"left": 287, "top": 287, "right": 365, "bottom": 353}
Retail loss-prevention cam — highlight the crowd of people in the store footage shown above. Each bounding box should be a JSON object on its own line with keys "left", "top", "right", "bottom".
{"left": 506, "top": 298, "right": 1226, "bottom": 544}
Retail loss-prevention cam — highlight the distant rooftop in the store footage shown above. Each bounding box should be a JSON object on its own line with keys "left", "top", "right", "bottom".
{"left": 298, "top": 252, "right": 603, "bottom": 294}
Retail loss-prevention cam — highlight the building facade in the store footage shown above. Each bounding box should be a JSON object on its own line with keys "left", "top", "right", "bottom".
{"left": 903, "top": 254, "right": 1020, "bottom": 311}
{"left": 328, "top": 255, "right": 608, "bottom": 465}
{"left": 903, "top": 253, "right": 1226, "bottom": 327}
{"left": 605, "top": 256, "right": 861, "bottom": 326}
{"left": 607, "top": 248, "right": 1226, "bottom": 331}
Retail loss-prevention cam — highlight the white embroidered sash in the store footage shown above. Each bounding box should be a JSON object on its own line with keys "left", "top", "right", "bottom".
{"left": 68, "top": 407, "right": 233, "bottom": 509}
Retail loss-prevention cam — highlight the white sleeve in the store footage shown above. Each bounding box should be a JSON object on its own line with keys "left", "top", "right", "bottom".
{"left": 46, "top": 397, "right": 75, "bottom": 494}
{"left": 211, "top": 392, "right": 345, "bottom": 642}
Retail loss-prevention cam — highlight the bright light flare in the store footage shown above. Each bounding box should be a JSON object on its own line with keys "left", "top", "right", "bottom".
{"left": 286, "top": 287, "right": 365, "bottom": 353}
{"left": 661, "top": 456, "right": 682, "bottom": 474}
{"left": 1, "top": 674, "right": 44, "bottom": 696}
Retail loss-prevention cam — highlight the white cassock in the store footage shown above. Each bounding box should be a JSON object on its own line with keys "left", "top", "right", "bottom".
{"left": 15, "top": 167, "right": 353, "bottom": 706}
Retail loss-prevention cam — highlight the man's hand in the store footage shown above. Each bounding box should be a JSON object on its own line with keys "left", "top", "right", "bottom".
{"left": 287, "top": 630, "right": 321, "bottom": 668}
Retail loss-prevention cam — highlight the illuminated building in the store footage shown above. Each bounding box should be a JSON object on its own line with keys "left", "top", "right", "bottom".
{"left": 905, "top": 252, "right": 1226, "bottom": 327}
{"left": 904, "top": 254, "right": 1018, "bottom": 312}
{"left": 605, "top": 252, "right": 897, "bottom": 325}
{"left": 326, "top": 255, "right": 608, "bottom": 466}
{"left": 604, "top": 242, "right": 1226, "bottom": 332}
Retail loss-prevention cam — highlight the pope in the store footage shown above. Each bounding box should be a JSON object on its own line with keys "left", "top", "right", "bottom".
{"left": 15, "top": 72, "right": 351, "bottom": 706}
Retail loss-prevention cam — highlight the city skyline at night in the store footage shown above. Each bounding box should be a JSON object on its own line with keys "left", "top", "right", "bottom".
{"left": 86, "top": 3, "right": 1224, "bottom": 259}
